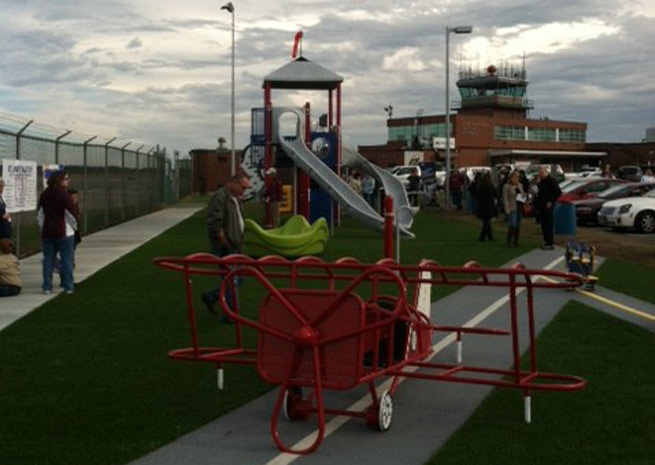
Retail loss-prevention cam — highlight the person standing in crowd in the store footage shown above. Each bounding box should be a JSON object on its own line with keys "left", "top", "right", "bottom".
{"left": 601, "top": 164, "right": 614, "bottom": 179}
{"left": 0, "top": 239, "right": 21, "bottom": 297}
{"left": 468, "top": 172, "right": 481, "bottom": 213}
{"left": 503, "top": 171, "right": 525, "bottom": 247}
{"left": 0, "top": 178, "right": 12, "bottom": 240}
{"left": 407, "top": 168, "right": 421, "bottom": 207}
{"left": 348, "top": 172, "right": 363, "bottom": 196}
{"left": 518, "top": 169, "right": 530, "bottom": 193}
{"left": 449, "top": 169, "right": 465, "bottom": 211}
{"left": 474, "top": 172, "right": 497, "bottom": 242}
{"left": 68, "top": 188, "right": 82, "bottom": 267}
{"left": 640, "top": 169, "right": 655, "bottom": 183}
{"left": 202, "top": 172, "right": 250, "bottom": 322}
{"left": 264, "top": 168, "right": 283, "bottom": 228}
{"left": 534, "top": 167, "right": 562, "bottom": 250}
{"left": 37, "top": 170, "right": 77, "bottom": 294}
{"left": 361, "top": 174, "right": 375, "bottom": 208}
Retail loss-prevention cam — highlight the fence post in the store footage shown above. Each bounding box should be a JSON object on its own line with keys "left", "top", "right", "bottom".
{"left": 54, "top": 130, "right": 71, "bottom": 165}
{"left": 13, "top": 120, "right": 33, "bottom": 257}
{"left": 120, "top": 142, "right": 131, "bottom": 221}
{"left": 147, "top": 148, "right": 154, "bottom": 211}
{"left": 104, "top": 137, "right": 116, "bottom": 227}
{"left": 135, "top": 146, "right": 143, "bottom": 217}
{"left": 82, "top": 135, "right": 97, "bottom": 234}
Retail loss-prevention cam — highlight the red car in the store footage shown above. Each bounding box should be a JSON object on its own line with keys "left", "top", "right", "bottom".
{"left": 559, "top": 177, "right": 627, "bottom": 203}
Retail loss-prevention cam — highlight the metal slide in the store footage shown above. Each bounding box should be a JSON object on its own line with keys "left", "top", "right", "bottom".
{"left": 341, "top": 143, "right": 417, "bottom": 229}
{"left": 275, "top": 107, "right": 415, "bottom": 237}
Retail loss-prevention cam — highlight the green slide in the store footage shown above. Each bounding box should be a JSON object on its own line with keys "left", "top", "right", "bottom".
{"left": 244, "top": 215, "right": 329, "bottom": 258}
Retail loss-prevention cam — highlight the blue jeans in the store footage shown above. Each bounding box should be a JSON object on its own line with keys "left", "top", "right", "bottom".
{"left": 43, "top": 236, "right": 75, "bottom": 292}
{"left": 205, "top": 244, "right": 240, "bottom": 313}
{"left": 0, "top": 285, "right": 21, "bottom": 297}
{"left": 508, "top": 209, "right": 522, "bottom": 228}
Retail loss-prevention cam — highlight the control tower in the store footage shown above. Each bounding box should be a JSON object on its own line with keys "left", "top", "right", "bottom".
{"left": 456, "top": 63, "right": 533, "bottom": 116}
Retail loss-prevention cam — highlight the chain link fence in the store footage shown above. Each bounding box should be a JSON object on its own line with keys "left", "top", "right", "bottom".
{"left": 0, "top": 112, "right": 192, "bottom": 257}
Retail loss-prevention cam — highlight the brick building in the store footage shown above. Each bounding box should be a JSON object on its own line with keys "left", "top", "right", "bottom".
{"left": 189, "top": 141, "right": 242, "bottom": 194}
{"left": 359, "top": 64, "right": 606, "bottom": 171}
{"left": 585, "top": 142, "right": 655, "bottom": 170}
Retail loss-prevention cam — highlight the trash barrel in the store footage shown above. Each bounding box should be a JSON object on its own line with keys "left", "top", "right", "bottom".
{"left": 554, "top": 199, "right": 576, "bottom": 235}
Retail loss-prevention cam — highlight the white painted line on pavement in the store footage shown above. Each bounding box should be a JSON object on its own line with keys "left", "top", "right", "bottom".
{"left": 264, "top": 256, "right": 565, "bottom": 465}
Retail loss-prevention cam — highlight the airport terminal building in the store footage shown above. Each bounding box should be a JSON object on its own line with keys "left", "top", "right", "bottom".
{"left": 359, "top": 65, "right": 606, "bottom": 170}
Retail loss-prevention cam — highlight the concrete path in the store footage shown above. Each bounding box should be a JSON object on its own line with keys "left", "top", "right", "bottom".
{"left": 126, "top": 247, "right": 655, "bottom": 465}
{"left": 0, "top": 206, "right": 202, "bottom": 332}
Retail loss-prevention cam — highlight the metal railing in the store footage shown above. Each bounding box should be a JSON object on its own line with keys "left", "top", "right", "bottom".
{"left": 0, "top": 113, "right": 192, "bottom": 257}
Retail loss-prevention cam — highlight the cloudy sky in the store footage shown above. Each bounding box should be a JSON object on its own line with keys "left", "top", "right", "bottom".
{"left": 1, "top": 0, "right": 654, "bottom": 156}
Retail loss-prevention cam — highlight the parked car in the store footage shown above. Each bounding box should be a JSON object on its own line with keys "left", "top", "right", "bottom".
{"left": 525, "top": 164, "right": 565, "bottom": 183}
{"left": 597, "top": 188, "right": 655, "bottom": 233}
{"left": 616, "top": 165, "right": 644, "bottom": 182}
{"left": 573, "top": 182, "right": 655, "bottom": 225}
{"left": 558, "top": 177, "right": 627, "bottom": 203}
{"left": 391, "top": 165, "right": 421, "bottom": 187}
{"left": 564, "top": 166, "right": 601, "bottom": 180}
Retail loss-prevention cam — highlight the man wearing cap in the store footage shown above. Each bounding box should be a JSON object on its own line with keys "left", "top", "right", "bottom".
{"left": 202, "top": 172, "right": 250, "bottom": 321}
{"left": 264, "top": 167, "right": 283, "bottom": 228}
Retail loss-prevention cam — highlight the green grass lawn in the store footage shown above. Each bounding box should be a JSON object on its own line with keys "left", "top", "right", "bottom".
{"left": 595, "top": 257, "right": 655, "bottom": 305}
{"left": 427, "top": 301, "right": 655, "bottom": 465}
{"left": 0, "top": 204, "right": 651, "bottom": 465}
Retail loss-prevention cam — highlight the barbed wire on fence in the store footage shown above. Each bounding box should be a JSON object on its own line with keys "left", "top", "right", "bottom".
{"left": 0, "top": 111, "right": 193, "bottom": 257}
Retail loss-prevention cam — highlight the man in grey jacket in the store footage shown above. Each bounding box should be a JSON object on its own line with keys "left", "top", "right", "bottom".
{"left": 202, "top": 173, "right": 250, "bottom": 320}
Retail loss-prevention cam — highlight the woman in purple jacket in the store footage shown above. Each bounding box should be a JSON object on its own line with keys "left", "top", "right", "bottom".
{"left": 37, "top": 171, "right": 78, "bottom": 294}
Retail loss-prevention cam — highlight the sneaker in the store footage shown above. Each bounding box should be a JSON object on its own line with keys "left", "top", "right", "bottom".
{"left": 540, "top": 244, "right": 555, "bottom": 250}
{"left": 43, "top": 290, "right": 52, "bottom": 295}
{"left": 201, "top": 293, "right": 217, "bottom": 315}
{"left": 64, "top": 290, "right": 74, "bottom": 295}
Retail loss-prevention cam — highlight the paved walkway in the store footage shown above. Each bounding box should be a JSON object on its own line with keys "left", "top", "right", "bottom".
{"left": 0, "top": 206, "right": 202, "bottom": 332}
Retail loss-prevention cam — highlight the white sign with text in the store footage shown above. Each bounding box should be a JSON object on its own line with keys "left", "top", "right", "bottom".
{"left": 2, "top": 159, "right": 38, "bottom": 212}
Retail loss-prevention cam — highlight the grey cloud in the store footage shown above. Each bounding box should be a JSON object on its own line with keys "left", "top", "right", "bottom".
{"left": 126, "top": 37, "right": 143, "bottom": 48}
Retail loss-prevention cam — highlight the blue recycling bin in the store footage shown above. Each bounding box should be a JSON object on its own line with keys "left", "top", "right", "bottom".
{"left": 554, "top": 200, "right": 576, "bottom": 235}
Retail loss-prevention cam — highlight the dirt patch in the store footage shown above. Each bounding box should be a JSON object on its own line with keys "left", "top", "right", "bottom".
{"left": 441, "top": 210, "right": 655, "bottom": 267}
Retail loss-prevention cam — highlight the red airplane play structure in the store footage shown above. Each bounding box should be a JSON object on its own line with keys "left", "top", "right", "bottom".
{"left": 154, "top": 250, "right": 586, "bottom": 455}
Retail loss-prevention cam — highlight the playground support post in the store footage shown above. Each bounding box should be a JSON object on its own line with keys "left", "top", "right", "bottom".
{"left": 384, "top": 196, "right": 394, "bottom": 259}
{"left": 264, "top": 83, "right": 273, "bottom": 228}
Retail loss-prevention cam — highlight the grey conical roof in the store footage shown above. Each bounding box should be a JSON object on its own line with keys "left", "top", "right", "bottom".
{"left": 263, "top": 57, "right": 343, "bottom": 90}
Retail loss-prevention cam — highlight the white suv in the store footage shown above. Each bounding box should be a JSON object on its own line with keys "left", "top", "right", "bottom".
{"left": 597, "top": 188, "right": 655, "bottom": 233}
{"left": 391, "top": 165, "right": 421, "bottom": 187}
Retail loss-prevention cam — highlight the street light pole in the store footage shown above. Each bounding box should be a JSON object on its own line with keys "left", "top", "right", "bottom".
{"left": 444, "top": 25, "right": 472, "bottom": 210}
{"left": 221, "top": 2, "right": 236, "bottom": 176}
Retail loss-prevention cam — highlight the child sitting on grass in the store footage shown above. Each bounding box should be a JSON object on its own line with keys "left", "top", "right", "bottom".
{"left": 0, "top": 239, "right": 21, "bottom": 297}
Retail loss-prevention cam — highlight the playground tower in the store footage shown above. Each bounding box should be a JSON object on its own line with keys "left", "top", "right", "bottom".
{"left": 261, "top": 39, "right": 343, "bottom": 227}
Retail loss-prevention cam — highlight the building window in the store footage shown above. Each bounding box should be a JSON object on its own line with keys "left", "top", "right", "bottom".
{"left": 527, "top": 127, "right": 556, "bottom": 141}
{"left": 559, "top": 129, "right": 586, "bottom": 142}
{"left": 388, "top": 123, "right": 450, "bottom": 142}
{"left": 494, "top": 125, "right": 525, "bottom": 140}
